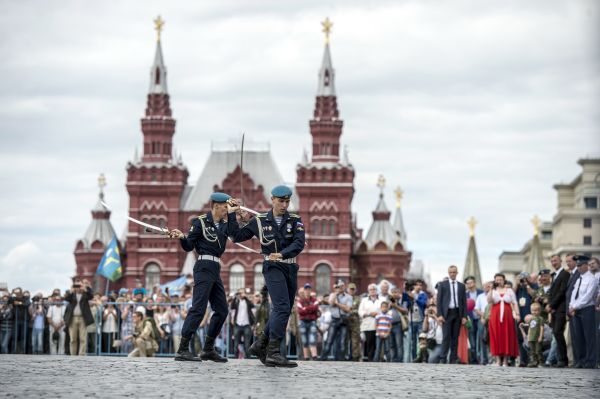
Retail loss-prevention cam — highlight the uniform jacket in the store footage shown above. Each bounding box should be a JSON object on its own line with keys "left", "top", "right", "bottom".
{"left": 228, "top": 210, "right": 305, "bottom": 259}
{"left": 565, "top": 269, "right": 580, "bottom": 310}
{"left": 436, "top": 280, "right": 467, "bottom": 319}
{"left": 549, "top": 268, "right": 570, "bottom": 314}
{"left": 64, "top": 287, "right": 95, "bottom": 327}
{"left": 180, "top": 211, "right": 230, "bottom": 257}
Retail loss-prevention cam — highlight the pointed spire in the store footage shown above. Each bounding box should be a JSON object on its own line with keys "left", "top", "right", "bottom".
{"left": 365, "top": 175, "right": 396, "bottom": 249}
{"left": 463, "top": 217, "right": 483, "bottom": 288}
{"left": 393, "top": 186, "right": 407, "bottom": 247}
{"left": 526, "top": 215, "right": 545, "bottom": 274}
{"left": 149, "top": 16, "right": 168, "bottom": 95}
{"left": 317, "top": 18, "right": 336, "bottom": 96}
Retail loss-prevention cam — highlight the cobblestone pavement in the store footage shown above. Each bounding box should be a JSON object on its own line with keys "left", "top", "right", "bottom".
{"left": 0, "top": 355, "right": 598, "bottom": 398}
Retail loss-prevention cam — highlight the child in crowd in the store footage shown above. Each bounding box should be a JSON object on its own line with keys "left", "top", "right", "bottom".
{"left": 525, "top": 303, "right": 544, "bottom": 367}
{"left": 374, "top": 301, "right": 393, "bottom": 362}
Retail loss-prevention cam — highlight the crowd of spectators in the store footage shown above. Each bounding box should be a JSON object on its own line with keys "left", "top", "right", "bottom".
{"left": 1, "top": 255, "right": 598, "bottom": 368}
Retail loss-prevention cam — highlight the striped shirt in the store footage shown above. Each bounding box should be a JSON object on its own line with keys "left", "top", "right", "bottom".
{"left": 375, "top": 311, "right": 393, "bottom": 338}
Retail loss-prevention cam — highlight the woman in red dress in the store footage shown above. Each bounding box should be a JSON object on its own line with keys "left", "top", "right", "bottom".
{"left": 487, "top": 273, "right": 520, "bottom": 366}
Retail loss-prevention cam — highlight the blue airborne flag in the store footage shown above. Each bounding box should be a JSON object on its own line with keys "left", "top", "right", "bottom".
{"left": 96, "top": 236, "right": 122, "bottom": 282}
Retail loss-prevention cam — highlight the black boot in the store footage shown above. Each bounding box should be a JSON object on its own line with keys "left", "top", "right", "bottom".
{"left": 265, "top": 339, "right": 297, "bottom": 368}
{"left": 248, "top": 332, "right": 269, "bottom": 364}
{"left": 174, "top": 336, "right": 202, "bottom": 362}
{"left": 200, "top": 336, "right": 227, "bottom": 363}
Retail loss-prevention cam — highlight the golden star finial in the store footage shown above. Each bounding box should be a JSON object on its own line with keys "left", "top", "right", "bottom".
{"left": 531, "top": 215, "right": 541, "bottom": 236}
{"left": 394, "top": 186, "right": 403, "bottom": 208}
{"left": 377, "top": 174, "right": 386, "bottom": 193}
{"left": 321, "top": 17, "right": 333, "bottom": 44}
{"left": 98, "top": 173, "right": 107, "bottom": 196}
{"left": 467, "top": 217, "right": 477, "bottom": 237}
{"left": 154, "top": 15, "right": 165, "bottom": 42}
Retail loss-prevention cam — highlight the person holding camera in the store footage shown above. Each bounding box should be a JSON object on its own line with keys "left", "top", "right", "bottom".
{"left": 515, "top": 271, "right": 538, "bottom": 366}
{"left": 389, "top": 286, "right": 408, "bottom": 362}
{"left": 8, "top": 287, "right": 30, "bottom": 354}
{"left": 321, "top": 280, "right": 352, "bottom": 361}
{"left": 1, "top": 293, "right": 14, "bottom": 354}
{"left": 487, "top": 273, "right": 520, "bottom": 366}
{"left": 28, "top": 293, "right": 46, "bottom": 354}
{"left": 125, "top": 311, "right": 159, "bottom": 357}
{"left": 297, "top": 283, "right": 319, "bottom": 361}
{"left": 64, "top": 278, "right": 94, "bottom": 356}
{"left": 407, "top": 279, "right": 428, "bottom": 361}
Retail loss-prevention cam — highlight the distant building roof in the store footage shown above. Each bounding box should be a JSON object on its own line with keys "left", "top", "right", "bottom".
{"left": 183, "top": 142, "right": 295, "bottom": 211}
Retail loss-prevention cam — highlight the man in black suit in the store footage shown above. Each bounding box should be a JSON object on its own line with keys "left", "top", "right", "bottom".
{"left": 546, "top": 254, "right": 570, "bottom": 367}
{"left": 436, "top": 265, "right": 467, "bottom": 364}
{"left": 63, "top": 278, "right": 95, "bottom": 356}
{"left": 564, "top": 253, "right": 580, "bottom": 365}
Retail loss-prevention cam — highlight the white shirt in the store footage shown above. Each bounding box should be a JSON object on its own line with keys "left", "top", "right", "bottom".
{"left": 236, "top": 299, "right": 250, "bottom": 326}
{"left": 448, "top": 280, "right": 458, "bottom": 309}
{"left": 47, "top": 305, "right": 65, "bottom": 325}
{"left": 569, "top": 271, "right": 598, "bottom": 310}
{"left": 358, "top": 296, "right": 383, "bottom": 332}
{"left": 474, "top": 291, "right": 488, "bottom": 316}
{"left": 73, "top": 293, "right": 82, "bottom": 316}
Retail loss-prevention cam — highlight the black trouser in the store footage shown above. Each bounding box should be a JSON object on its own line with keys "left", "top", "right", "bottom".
{"left": 364, "top": 330, "right": 376, "bottom": 361}
{"left": 571, "top": 306, "right": 597, "bottom": 368}
{"left": 517, "top": 321, "right": 528, "bottom": 365}
{"left": 551, "top": 311, "right": 567, "bottom": 363}
{"left": 441, "top": 308, "right": 461, "bottom": 363}
{"left": 262, "top": 261, "right": 298, "bottom": 341}
{"left": 181, "top": 260, "right": 229, "bottom": 342}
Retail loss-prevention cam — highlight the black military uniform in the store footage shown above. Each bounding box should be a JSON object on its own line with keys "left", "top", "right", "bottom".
{"left": 174, "top": 192, "right": 231, "bottom": 363}
{"left": 228, "top": 185, "right": 305, "bottom": 367}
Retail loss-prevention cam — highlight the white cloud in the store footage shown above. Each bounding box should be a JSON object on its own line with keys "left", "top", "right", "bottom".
{"left": 0, "top": 0, "right": 599, "bottom": 292}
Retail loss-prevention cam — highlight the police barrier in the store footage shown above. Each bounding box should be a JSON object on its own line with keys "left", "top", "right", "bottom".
{"left": 1, "top": 300, "right": 300, "bottom": 359}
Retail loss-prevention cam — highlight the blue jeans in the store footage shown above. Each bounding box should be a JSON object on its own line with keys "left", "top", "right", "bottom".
{"left": 476, "top": 320, "right": 489, "bottom": 365}
{"left": 428, "top": 344, "right": 443, "bottom": 363}
{"left": 321, "top": 318, "right": 347, "bottom": 360}
{"left": 410, "top": 321, "right": 422, "bottom": 360}
{"left": 374, "top": 336, "right": 391, "bottom": 362}
{"left": 389, "top": 323, "right": 404, "bottom": 362}
{"left": 32, "top": 328, "right": 43, "bottom": 353}
{"left": 546, "top": 336, "right": 557, "bottom": 365}
{"left": 299, "top": 320, "right": 317, "bottom": 347}
{"left": 1, "top": 329, "right": 12, "bottom": 354}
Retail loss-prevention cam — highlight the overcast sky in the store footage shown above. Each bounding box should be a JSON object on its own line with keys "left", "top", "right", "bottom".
{"left": 0, "top": 0, "right": 599, "bottom": 295}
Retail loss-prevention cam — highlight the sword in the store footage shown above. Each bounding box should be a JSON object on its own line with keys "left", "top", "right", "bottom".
{"left": 127, "top": 216, "right": 170, "bottom": 235}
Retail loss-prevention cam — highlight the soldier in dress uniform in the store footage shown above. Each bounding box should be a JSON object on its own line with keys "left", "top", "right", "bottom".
{"left": 228, "top": 185, "right": 305, "bottom": 367}
{"left": 168, "top": 192, "right": 232, "bottom": 362}
{"left": 568, "top": 255, "right": 598, "bottom": 368}
{"left": 533, "top": 269, "right": 553, "bottom": 322}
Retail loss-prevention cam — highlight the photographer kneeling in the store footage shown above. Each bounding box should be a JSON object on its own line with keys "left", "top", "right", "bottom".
{"left": 125, "top": 311, "right": 159, "bottom": 357}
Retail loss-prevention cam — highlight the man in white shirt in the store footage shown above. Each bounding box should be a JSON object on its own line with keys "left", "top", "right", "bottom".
{"left": 568, "top": 255, "right": 598, "bottom": 368}
{"left": 47, "top": 295, "right": 66, "bottom": 355}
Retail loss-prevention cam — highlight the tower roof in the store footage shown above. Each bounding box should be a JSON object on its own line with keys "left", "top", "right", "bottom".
{"left": 149, "top": 16, "right": 168, "bottom": 95}
{"left": 79, "top": 174, "right": 116, "bottom": 250}
{"left": 392, "top": 186, "right": 407, "bottom": 248}
{"left": 316, "top": 17, "right": 335, "bottom": 96}
{"left": 182, "top": 142, "right": 295, "bottom": 211}
{"left": 363, "top": 175, "right": 398, "bottom": 250}
{"left": 463, "top": 217, "right": 483, "bottom": 288}
{"left": 525, "top": 215, "right": 545, "bottom": 274}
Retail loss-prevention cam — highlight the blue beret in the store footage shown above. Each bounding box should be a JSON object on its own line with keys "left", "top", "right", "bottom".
{"left": 271, "top": 185, "right": 292, "bottom": 199}
{"left": 210, "top": 192, "right": 231, "bottom": 203}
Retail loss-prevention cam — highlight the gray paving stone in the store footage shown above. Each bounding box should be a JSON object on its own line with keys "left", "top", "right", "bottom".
{"left": 0, "top": 355, "right": 598, "bottom": 398}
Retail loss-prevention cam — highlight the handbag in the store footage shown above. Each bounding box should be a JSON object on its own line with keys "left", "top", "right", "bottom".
{"left": 400, "top": 314, "right": 409, "bottom": 332}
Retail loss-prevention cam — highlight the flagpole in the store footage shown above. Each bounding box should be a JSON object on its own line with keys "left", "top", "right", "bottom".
{"left": 105, "top": 278, "right": 110, "bottom": 296}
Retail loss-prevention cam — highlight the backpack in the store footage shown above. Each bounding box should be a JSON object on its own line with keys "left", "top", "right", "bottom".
{"left": 143, "top": 318, "right": 161, "bottom": 341}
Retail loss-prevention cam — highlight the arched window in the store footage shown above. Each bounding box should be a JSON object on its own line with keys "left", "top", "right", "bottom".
{"left": 254, "top": 263, "right": 264, "bottom": 292}
{"left": 229, "top": 264, "right": 245, "bottom": 293}
{"left": 329, "top": 220, "right": 336, "bottom": 236}
{"left": 315, "top": 263, "right": 331, "bottom": 296}
{"left": 312, "top": 220, "right": 320, "bottom": 235}
{"left": 145, "top": 263, "right": 161, "bottom": 291}
{"left": 321, "top": 220, "right": 328, "bottom": 235}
